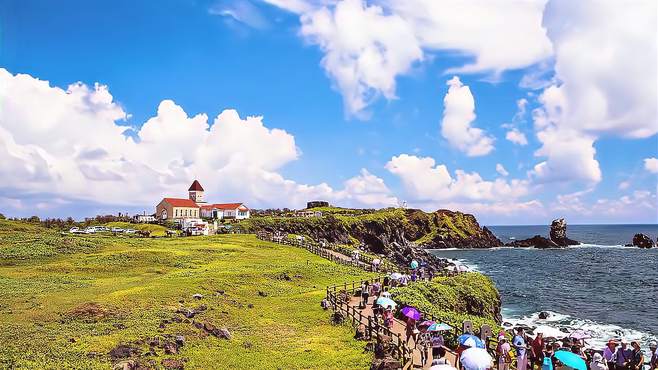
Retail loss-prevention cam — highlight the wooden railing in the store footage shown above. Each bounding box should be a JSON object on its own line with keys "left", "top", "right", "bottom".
{"left": 325, "top": 276, "right": 414, "bottom": 370}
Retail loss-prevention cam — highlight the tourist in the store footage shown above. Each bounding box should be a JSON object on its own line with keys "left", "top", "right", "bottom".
{"left": 428, "top": 269, "right": 434, "bottom": 281}
{"left": 513, "top": 328, "right": 529, "bottom": 370}
{"left": 649, "top": 341, "right": 657, "bottom": 370}
{"left": 383, "top": 308, "right": 394, "bottom": 330}
{"left": 614, "top": 340, "right": 632, "bottom": 370}
{"left": 497, "top": 336, "right": 512, "bottom": 370}
{"left": 383, "top": 276, "right": 390, "bottom": 289}
{"left": 405, "top": 316, "right": 418, "bottom": 344}
{"left": 551, "top": 343, "right": 561, "bottom": 370}
{"left": 542, "top": 343, "right": 554, "bottom": 370}
{"left": 372, "top": 258, "right": 380, "bottom": 272}
{"left": 360, "top": 280, "right": 369, "bottom": 308}
{"left": 591, "top": 353, "right": 608, "bottom": 370}
{"left": 432, "top": 346, "right": 451, "bottom": 367}
{"left": 411, "top": 270, "right": 418, "bottom": 282}
{"left": 629, "top": 341, "right": 644, "bottom": 370}
{"left": 531, "top": 333, "right": 545, "bottom": 370}
{"left": 603, "top": 340, "right": 618, "bottom": 370}
{"left": 431, "top": 332, "right": 445, "bottom": 350}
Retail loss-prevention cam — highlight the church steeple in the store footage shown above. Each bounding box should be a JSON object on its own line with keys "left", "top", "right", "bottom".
{"left": 188, "top": 180, "right": 205, "bottom": 204}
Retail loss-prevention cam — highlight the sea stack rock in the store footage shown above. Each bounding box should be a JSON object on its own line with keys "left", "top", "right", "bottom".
{"left": 507, "top": 235, "right": 558, "bottom": 249}
{"left": 550, "top": 218, "right": 580, "bottom": 246}
{"left": 632, "top": 233, "right": 655, "bottom": 248}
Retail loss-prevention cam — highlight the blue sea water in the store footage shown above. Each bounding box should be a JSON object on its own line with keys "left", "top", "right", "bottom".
{"left": 429, "top": 224, "right": 658, "bottom": 350}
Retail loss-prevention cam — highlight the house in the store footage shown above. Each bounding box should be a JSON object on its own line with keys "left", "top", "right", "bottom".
{"left": 200, "top": 203, "right": 250, "bottom": 220}
{"left": 156, "top": 180, "right": 249, "bottom": 221}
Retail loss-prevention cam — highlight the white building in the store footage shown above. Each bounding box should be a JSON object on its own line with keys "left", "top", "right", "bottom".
{"left": 135, "top": 214, "right": 156, "bottom": 223}
{"left": 200, "top": 203, "right": 250, "bottom": 220}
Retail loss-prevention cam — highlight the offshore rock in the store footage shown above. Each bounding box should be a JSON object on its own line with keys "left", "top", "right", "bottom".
{"left": 550, "top": 218, "right": 580, "bottom": 246}
{"left": 632, "top": 233, "right": 655, "bottom": 248}
{"left": 507, "top": 235, "right": 559, "bottom": 249}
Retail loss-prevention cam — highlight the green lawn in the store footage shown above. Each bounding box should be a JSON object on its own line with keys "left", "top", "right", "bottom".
{"left": 0, "top": 220, "right": 374, "bottom": 369}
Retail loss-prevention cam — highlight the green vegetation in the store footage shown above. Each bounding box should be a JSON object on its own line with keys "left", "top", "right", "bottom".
{"left": 0, "top": 219, "right": 374, "bottom": 369}
{"left": 390, "top": 273, "right": 501, "bottom": 343}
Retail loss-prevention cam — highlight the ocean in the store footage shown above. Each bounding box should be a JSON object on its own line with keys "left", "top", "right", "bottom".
{"left": 429, "top": 224, "right": 658, "bottom": 351}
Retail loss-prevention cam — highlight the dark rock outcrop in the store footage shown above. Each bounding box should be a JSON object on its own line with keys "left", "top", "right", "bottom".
{"left": 550, "top": 218, "right": 580, "bottom": 246}
{"left": 632, "top": 233, "right": 655, "bottom": 248}
{"left": 507, "top": 235, "right": 559, "bottom": 249}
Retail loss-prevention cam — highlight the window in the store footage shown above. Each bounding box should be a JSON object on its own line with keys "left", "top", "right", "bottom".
{"left": 175, "top": 209, "right": 178, "bottom": 217}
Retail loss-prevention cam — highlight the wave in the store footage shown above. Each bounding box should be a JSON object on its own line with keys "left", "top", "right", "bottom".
{"left": 503, "top": 310, "right": 658, "bottom": 351}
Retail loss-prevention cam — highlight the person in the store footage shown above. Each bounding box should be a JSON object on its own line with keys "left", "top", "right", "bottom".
{"left": 542, "top": 343, "right": 554, "bottom": 370}
{"left": 531, "top": 333, "right": 545, "bottom": 370}
{"left": 360, "top": 280, "right": 369, "bottom": 308}
{"left": 432, "top": 346, "right": 451, "bottom": 367}
{"left": 614, "top": 340, "right": 632, "bottom": 370}
{"left": 383, "top": 276, "right": 390, "bottom": 289}
{"left": 629, "top": 341, "right": 644, "bottom": 370}
{"left": 513, "top": 328, "right": 529, "bottom": 370}
{"left": 649, "top": 341, "right": 658, "bottom": 370}
{"left": 411, "top": 270, "right": 417, "bottom": 282}
{"left": 497, "top": 336, "right": 512, "bottom": 370}
{"left": 405, "top": 317, "right": 417, "bottom": 344}
{"left": 431, "top": 333, "right": 445, "bottom": 350}
{"left": 551, "top": 343, "right": 561, "bottom": 370}
{"left": 428, "top": 269, "right": 434, "bottom": 281}
{"left": 383, "top": 308, "right": 394, "bottom": 330}
{"left": 371, "top": 258, "right": 380, "bottom": 272}
{"left": 591, "top": 353, "right": 608, "bottom": 370}
{"left": 603, "top": 340, "right": 618, "bottom": 370}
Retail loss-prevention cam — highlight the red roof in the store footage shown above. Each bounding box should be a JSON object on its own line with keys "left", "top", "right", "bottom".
{"left": 188, "top": 180, "right": 204, "bottom": 191}
{"left": 162, "top": 198, "right": 199, "bottom": 208}
{"left": 200, "top": 203, "right": 248, "bottom": 211}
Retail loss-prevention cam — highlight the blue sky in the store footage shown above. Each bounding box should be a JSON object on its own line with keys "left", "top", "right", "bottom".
{"left": 0, "top": 0, "right": 656, "bottom": 224}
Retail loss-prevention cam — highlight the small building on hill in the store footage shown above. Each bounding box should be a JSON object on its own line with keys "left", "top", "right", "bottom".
{"left": 155, "top": 180, "right": 249, "bottom": 221}
{"left": 200, "top": 203, "right": 250, "bottom": 220}
{"left": 307, "top": 200, "right": 329, "bottom": 209}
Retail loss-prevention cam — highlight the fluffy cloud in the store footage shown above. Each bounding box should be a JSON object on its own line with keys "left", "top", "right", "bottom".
{"left": 274, "top": 0, "right": 552, "bottom": 117}
{"left": 530, "top": 0, "right": 657, "bottom": 184}
{"left": 552, "top": 189, "right": 657, "bottom": 224}
{"left": 496, "top": 164, "right": 509, "bottom": 177}
{"left": 385, "top": 154, "right": 529, "bottom": 203}
{"left": 644, "top": 157, "right": 658, "bottom": 174}
{"left": 0, "top": 69, "right": 394, "bottom": 214}
{"left": 505, "top": 129, "right": 528, "bottom": 146}
{"left": 441, "top": 77, "right": 494, "bottom": 156}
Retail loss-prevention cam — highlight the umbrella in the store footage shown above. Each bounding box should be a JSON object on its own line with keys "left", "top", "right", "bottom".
{"left": 376, "top": 297, "right": 397, "bottom": 309}
{"left": 427, "top": 322, "right": 453, "bottom": 332}
{"left": 430, "top": 365, "right": 458, "bottom": 370}
{"left": 457, "top": 265, "right": 470, "bottom": 272}
{"left": 372, "top": 258, "right": 381, "bottom": 265}
{"left": 401, "top": 306, "right": 421, "bottom": 320}
{"left": 381, "top": 291, "right": 392, "bottom": 298}
{"left": 390, "top": 272, "right": 403, "bottom": 280}
{"left": 569, "top": 329, "right": 591, "bottom": 340}
{"left": 419, "top": 320, "right": 435, "bottom": 327}
{"left": 410, "top": 260, "right": 419, "bottom": 269}
{"left": 458, "top": 334, "right": 485, "bottom": 349}
{"left": 445, "top": 265, "right": 456, "bottom": 271}
{"left": 554, "top": 350, "right": 587, "bottom": 370}
{"left": 460, "top": 348, "right": 493, "bottom": 370}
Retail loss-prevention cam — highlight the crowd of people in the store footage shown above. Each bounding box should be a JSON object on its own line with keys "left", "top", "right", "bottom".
{"left": 496, "top": 327, "right": 658, "bottom": 370}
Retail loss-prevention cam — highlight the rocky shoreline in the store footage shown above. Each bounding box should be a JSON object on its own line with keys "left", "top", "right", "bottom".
{"left": 506, "top": 218, "right": 581, "bottom": 249}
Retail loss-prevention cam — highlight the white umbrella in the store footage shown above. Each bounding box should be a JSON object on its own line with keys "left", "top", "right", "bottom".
{"left": 390, "top": 272, "right": 403, "bottom": 280}
{"left": 381, "top": 291, "right": 392, "bottom": 298}
{"left": 372, "top": 258, "right": 381, "bottom": 265}
{"left": 460, "top": 348, "right": 492, "bottom": 370}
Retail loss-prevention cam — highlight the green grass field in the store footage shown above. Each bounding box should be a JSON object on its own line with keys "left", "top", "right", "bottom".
{"left": 0, "top": 220, "right": 374, "bottom": 369}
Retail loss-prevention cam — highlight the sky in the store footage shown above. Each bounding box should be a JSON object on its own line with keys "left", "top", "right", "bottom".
{"left": 0, "top": 0, "right": 656, "bottom": 225}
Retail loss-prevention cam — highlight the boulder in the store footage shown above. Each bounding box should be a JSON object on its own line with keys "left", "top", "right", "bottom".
{"left": 538, "top": 311, "right": 550, "bottom": 320}
{"left": 550, "top": 218, "right": 580, "bottom": 246}
{"left": 632, "top": 233, "right": 655, "bottom": 248}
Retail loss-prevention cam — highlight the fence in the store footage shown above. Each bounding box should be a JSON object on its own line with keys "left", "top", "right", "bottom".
{"left": 325, "top": 276, "right": 414, "bottom": 370}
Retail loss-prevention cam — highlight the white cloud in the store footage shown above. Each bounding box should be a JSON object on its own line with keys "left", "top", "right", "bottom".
{"left": 505, "top": 129, "right": 528, "bottom": 146}
{"left": 209, "top": 0, "right": 270, "bottom": 29}
{"left": 644, "top": 157, "right": 658, "bottom": 174}
{"left": 618, "top": 181, "right": 631, "bottom": 191}
{"left": 385, "top": 154, "right": 529, "bottom": 203}
{"left": 275, "top": 0, "right": 552, "bottom": 117}
{"left": 0, "top": 69, "right": 393, "bottom": 213}
{"left": 530, "top": 0, "right": 657, "bottom": 184}
{"left": 552, "top": 189, "right": 657, "bottom": 224}
{"left": 496, "top": 164, "right": 509, "bottom": 177}
{"left": 440, "top": 76, "right": 494, "bottom": 156}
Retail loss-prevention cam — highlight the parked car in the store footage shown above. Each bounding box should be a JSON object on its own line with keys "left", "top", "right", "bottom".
{"left": 111, "top": 227, "right": 124, "bottom": 233}
{"left": 97, "top": 226, "right": 110, "bottom": 232}
{"left": 124, "top": 229, "right": 137, "bottom": 234}
{"left": 69, "top": 227, "right": 84, "bottom": 234}
{"left": 84, "top": 227, "right": 97, "bottom": 234}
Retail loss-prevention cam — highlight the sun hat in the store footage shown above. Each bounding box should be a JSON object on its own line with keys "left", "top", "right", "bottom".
{"left": 649, "top": 341, "right": 657, "bottom": 348}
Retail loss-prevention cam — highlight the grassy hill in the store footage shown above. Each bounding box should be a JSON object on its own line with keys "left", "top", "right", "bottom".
{"left": 0, "top": 219, "right": 373, "bottom": 369}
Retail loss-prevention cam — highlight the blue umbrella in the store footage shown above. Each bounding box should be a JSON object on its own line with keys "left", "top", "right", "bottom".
{"left": 427, "top": 322, "right": 453, "bottom": 332}
{"left": 554, "top": 350, "right": 587, "bottom": 370}
{"left": 410, "top": 260, "right": 419, "bottom": 269}
{"left": 458, "top": 334, "right": 485, "bottom": 349}
{"left": 376, "top": 297, "right": 397, "bottom": 309}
